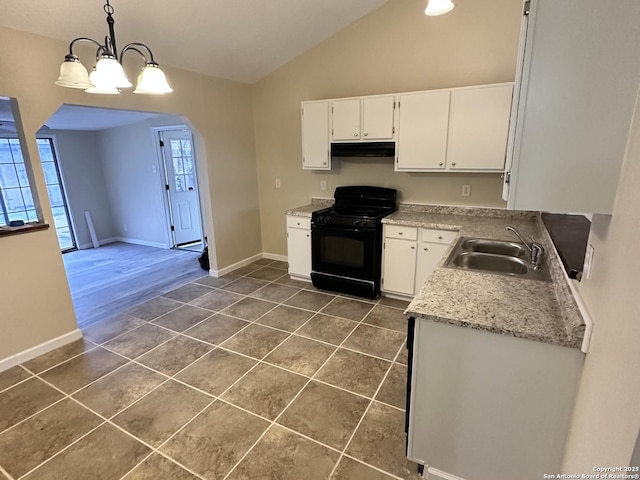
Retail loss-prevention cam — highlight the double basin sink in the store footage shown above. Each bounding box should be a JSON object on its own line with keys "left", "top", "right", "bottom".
{"left": 445, "top": 237, "right": 550, "bottom": 282}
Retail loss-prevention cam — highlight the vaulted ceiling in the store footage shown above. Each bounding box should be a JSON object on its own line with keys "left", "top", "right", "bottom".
{"left": 0, "top": 0, "right": 391, "bottom": 83}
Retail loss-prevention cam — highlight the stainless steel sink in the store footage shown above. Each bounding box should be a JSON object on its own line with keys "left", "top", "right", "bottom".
{"left": 445, "top": 237, "right": 550, "bottom": 282}
{"left": 459, "top": 238, "right": 528, "bottom": 258}
{"left": 451, "top": 252, "right": 529, "bottom": 275}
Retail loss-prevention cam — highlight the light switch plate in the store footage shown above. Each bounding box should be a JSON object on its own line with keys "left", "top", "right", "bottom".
{"left": 275, "top": 178, "right": 281, "bottom": 188}
{"left": 320, "top": 180, "right": 327, "bottom": 191}
{"left": 584, "top": 243, "right": 594, "bottom": 280}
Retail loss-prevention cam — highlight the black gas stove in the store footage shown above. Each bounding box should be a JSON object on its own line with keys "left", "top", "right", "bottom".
{"left": 311, "top": 186, "right": 397, "bottom": 299}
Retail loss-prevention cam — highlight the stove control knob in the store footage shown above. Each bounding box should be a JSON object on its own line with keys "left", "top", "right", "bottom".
{"left": 353, "top": 219, "right": 361, "bottom": 227}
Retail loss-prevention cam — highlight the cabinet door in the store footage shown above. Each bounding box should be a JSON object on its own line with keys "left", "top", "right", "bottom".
{"left": 447, "top": 84, "right": 513, "bottom": 171}
{"left": 396, "top": 91, "right": 450, "bottom": 171}
{"left": 415, "top": 242, "right": 449, "bottom": 294}
{"left": 382, "top": 237, "right": 417, "bottom": 296}
{"left": 302, "top": 101, "right": 330, "bottom": 170}
{"left": 287, "top": 227, "right": 311, "bottom": 278}
{"left": 505, "top": 0, "right": 640, "bottom": 213}
{"left": 362, "top": 96, "right": 395, "bottom": 140}
{"left": 332, "top": 99, "right": 361, "bottom": 140}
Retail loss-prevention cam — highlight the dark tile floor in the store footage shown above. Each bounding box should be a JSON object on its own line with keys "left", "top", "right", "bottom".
{"left": 0, "top": 259, "right": 420, "bottom": 480}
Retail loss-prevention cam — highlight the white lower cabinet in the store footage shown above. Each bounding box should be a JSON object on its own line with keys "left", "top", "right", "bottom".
{"left": 407, "top": 319, "right": 584, "bottom": 480}
{"left": 382, "top": 225, "right": 455, "bottom": 298}
{"left": 382, "top": 236, "right": 418, "bottom": 296}
{"left": 286, "top": 215, "right": 311, "bottom": 279}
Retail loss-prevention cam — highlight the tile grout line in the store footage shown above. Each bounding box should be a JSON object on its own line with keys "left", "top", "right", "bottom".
{"left": 4, "top": 268, "right": 410, "bottom": 479}
{"left": 9, "top": 323, "right": 231, "bottom": 479}
{"left": 221, "top": 296, "right": 376, "bottom": 480}
{"left": 0, "top": 394, "right": 68, "bottom": 438}
{"left": 0, "top": 464, "right": 14, "bottom": 480}
{"left": 126, "top": 306, "right": 312, "bottom": 475}
{"left": 16, "top": 353, "right": 215, "bottom": 480}
{"left": 327, "top": 335, "right": 407, "bottom": 480}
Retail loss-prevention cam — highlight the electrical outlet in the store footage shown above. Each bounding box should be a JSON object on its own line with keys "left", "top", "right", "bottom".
{"left": 320, "top": 180, "right": 327, "bottom": 191}
{"left": 152, "top": 165, "right": 157, "bottom": 174}
{"left": 275, "top": 178, "right": 281, "bottom": 189}
{"left": 461, "top": 184, "right": 471, "bottom": 197}
{"left": 123, "top": 224, "right": 128, "bottom": 232}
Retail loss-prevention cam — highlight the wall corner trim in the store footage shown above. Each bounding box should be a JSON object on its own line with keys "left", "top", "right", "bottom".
{"left": 0, "top": 329, "right": 83, "bottom": 373}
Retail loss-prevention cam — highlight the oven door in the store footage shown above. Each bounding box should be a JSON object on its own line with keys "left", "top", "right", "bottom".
{"left": 311, "top": 224, "right": 377, "bottom": 281}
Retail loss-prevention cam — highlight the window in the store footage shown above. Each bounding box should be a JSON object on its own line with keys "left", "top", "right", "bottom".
{"left": 0, "top": 137, "right": 38, "bottom": 226}
{"left": 170, "top": 138, "right": 196, "bottom": 192}
{"left": 37, "top": 138, "right": 76, "bottom": 251}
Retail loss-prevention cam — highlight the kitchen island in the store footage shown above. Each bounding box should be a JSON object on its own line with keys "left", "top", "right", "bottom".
{"left": 382, "top": 205, "right": 586, "bottom": 480}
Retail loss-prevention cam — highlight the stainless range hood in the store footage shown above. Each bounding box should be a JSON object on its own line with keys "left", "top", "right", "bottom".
{"left": 331, "top": 142, "right": 395, "bottom": 157}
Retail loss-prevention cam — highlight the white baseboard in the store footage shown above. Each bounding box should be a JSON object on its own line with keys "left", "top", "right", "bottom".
{"left": 0, "top": 329, "right": 83, "bottom": 373}
{"left": 428, "top": 467, "right": 468, "bottom": 480}
{"left": 115, "top": 237, "right": 170, "bottom": 249}
{"left": 209, "top": 253, "right": 263, "bottom": 277}
{"left": 209, "top": 252, "right": 288, "bottom": 278}
{"left": 262, "top": 252, "right": 288, "bottom": 262}
{"left": 78, "top": 236, "right": 165, "bottom": 250}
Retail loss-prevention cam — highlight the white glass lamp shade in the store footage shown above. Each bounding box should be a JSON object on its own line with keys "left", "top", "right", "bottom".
{"left": 55, "top": 57, "right": 93, "bottom": 89}
{"left": 95, "top": 55, "right": 132, "bottom": 88}
{"left": 134, "top": 63, "right": 173, "bottom": 95}
{"left": 85, "top": 69, "right": 120, "bottom": 94}
{"left": 425, "top": 0, "right": 454, "bottom": 16}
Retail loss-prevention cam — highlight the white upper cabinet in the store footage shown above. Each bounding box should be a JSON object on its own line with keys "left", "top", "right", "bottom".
{"left": 447, "top": 84, "right": 513, "bottom": 171}
{"left": 362, "top": 96, "right": 395, "bottom": 140}
{"left": 301, "top": 101, "right": 330, "bottom": 170}
{"left": 332, "top": 95, "right": 395, "bottom": 141}
{"left": 395, "top": 83, "right": 513, "bottom": 172}
{"left": 332, "top": 99, "right": 361, "bottom": 140}
{"left": 396, "top": 90, "right": 450, "bottom": 171}
{"left": 302, "top": 83, "right": 513, "bottom": 172}
{"left": 504, "top": 0, "right": 640, "bottom": 213}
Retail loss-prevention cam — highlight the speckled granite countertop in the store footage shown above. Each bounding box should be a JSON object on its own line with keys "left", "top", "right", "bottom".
{"left": 383, "top": 205, "right": 585, "bottom": 349}
{"left": 285, "top": 198, "right": 333, "bottom": 217}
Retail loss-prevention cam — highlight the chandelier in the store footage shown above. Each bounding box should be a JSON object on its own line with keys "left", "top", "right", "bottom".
{"left": 55, "top": 0, "right": 172, "bottom": 95}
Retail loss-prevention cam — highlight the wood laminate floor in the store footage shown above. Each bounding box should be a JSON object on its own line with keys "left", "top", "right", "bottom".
{"left": 63, "top": 242, "right": 204, "bottom": 328}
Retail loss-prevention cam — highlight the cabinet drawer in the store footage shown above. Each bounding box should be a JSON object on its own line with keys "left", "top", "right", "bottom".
{"left": 385, "top": 225, "right": 418, "bottom": 240}
{"left": 286, "top": 216, "right": 311, "bottom": 229}
{"left": 420, "top": 229, "right": 457, "bottom": 245}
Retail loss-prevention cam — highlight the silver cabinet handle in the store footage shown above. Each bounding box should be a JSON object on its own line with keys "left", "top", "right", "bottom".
{"left": 306, "top": 234, "right": 310, "bottom": 238}
{"left": 398, "top": 232, "right": 403, "bottom": 235}
{"left": 452, "top": 162, "right": 457, "bottom": 167}
{"left": 364, "top": 132, "right": 368, "bottom": 137}
{"left": 410, "top": 245, "right": 415, "bottom": 249}
{"left": 438, "top": 236, "right": 443, "bottom": 240}
{"left": 297, "top": 222, "right": 301, "bottom": 225}
{"left": 439, "top": 162, "right": 444, "bottom": 166}
{"left": 354, "top": 133, "right": 358, "bottom": 137}
{"left": 323, "top": 162, "right": 327, "bottom": 165}
{"left": 424, "top": 247, "right": 428, "bottom": 251}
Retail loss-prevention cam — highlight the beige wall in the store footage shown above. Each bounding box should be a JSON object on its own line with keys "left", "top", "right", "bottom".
{"left": 0, "top": 26, "right": 260, "bottom": 361}
{"left": 43, "top": 129, "right": 117, "bottom": 248}
{"left": 562, "top": 93, "right": 640, "bottom": 469}
{"left": 252, "top": 0, "right": 522, "bottom": 255}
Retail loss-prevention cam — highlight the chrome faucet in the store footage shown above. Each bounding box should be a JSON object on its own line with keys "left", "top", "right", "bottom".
{"left": 506, "top": 225, "right": 544, "bottom": 270}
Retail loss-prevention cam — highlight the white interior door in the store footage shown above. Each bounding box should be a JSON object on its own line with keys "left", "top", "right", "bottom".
{"left": 161, "top": 129, "right": 203, "bottom": 247}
